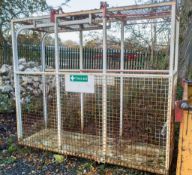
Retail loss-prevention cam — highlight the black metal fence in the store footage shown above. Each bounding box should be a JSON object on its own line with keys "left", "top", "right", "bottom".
{"left": 0, "top": 44, "right": 168, "bottom": 70}
{"left": 0, "top": 43, "right": 12, "bottom": 65}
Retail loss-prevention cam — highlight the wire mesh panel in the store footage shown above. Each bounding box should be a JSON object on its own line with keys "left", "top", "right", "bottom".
{"left": 19, "top": 74, "right": 58, "bottom": 152}
{"left": 105, "top": 76, "right": 169, "bottom": 174}
{"left": 58, "top": 75, "right": 103, "bottom": 160}
{"left": 18, "top": 73, "right": 172, "bottom": 174}
{"left": 19, "top": 74, "right": 44, "bottom": 139}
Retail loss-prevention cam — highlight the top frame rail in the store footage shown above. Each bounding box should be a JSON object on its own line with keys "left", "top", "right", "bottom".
{"left": 12, "top": 1, "right": 175, "bottom": 33}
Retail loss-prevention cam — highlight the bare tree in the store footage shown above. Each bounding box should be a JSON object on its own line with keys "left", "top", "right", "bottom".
{"left": 0, "top": 0, "right": 71, "bottom": 44}
{"left": 0, "top": 0, "right": 49, "bottom": 43}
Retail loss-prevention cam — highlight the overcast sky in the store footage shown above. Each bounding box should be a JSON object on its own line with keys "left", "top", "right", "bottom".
{"left": 46, "top": 0, "right": 134, "bottom": 12}
{"left": 46, "top": 0, "right": 136, "bottom": 43}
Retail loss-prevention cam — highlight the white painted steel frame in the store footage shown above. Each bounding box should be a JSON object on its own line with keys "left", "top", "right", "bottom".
{"left": 11, "top": 22, "right": 23, "bottom": 139}
{"left": 46, "top": 69, "right": 170, "bottom": 73}
{"left": 41, "top": 33, "right": 48, "bottom": 128}
{"left": 11, "top": 1, "right": 178, "bottom": 173}
{"left": 169, "top": 4, "right": 176, "bottom": 76}
{"left": 102, "top": 9, "right": 107, "bottom": 161}
{"left": 11, "top": 1, "right": 175, "bottom": 24}
{"left": 79, "top": 29, "right": 84, "bottom": 132}
{"left": 165, "top": 3, "right": 177, "bottom": 173}
{"left": 54, "top": 18, "right": 62, "bottom": 149}
{"left": 175, "top": 18, "right": 180, "bottom": 74}
{"left": 15, "top": 71, "right": 171, "bottom": 78}
{"left": 120, "top": 21, "right": 125, "bottom": 138}
{"left": 55, "top": 1, "right": 175, "bottom": 19}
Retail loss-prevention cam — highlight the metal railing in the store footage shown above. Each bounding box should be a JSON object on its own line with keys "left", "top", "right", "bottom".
{"left": 0, "top": 43, "right": 12, "bottom": 65}
{"left": 0, "top": 44, "right": 169, "bottom": 70}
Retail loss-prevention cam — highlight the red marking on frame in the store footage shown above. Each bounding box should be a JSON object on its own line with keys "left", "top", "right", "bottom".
{"left": 50, "top": 9, "right": 57, "bottom": 23}
{"left": 175, "top": 100, "right": 183, "bottom": 122}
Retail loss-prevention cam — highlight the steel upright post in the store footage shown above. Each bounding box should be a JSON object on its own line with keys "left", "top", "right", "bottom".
{"left": 41, "top": 34, "right": 48, "bottom": 128}
{"left": 175, "top": 18, "right": 180, "bottom": 74}
{"left": 80, "top": 29, "right": 84, "bottom": 132}
{"left": 120, "top": 21, "right": 125, "bottom": 137}
{"left": 169, "top": 4, "right": 176, "bottom": 76}
{"left": 101, "top": 2, "right": 108, "bottom": 161}
{"left": 166, "top": 3, "right": 176, "bottom": 172}
{"left": 11, "top": 21, "right": 23, "bottom": 139}
{"left": 54, "top": 18, "right": 62, "bottom": 149}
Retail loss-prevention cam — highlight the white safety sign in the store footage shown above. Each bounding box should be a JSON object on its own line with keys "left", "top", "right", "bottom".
{"left": 65, "top": 74, "right": 95, "bottom": 93}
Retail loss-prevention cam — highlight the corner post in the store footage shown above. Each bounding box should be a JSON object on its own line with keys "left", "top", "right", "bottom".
{"left": 11, "top": 21, "right": 23, "bottom": 140}
{"left": 166, "top": 3, "right": 176, "bottom": 172}
{"left": 169, "top": 4, "right": 176, "bottom": 76}
{"left": 175, "top": 17, "right": 180, "bottom": 74}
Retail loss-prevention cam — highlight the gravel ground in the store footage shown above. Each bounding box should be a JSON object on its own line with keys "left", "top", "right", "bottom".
{"left": 0, "top": 113, "right": 176, "bottom": 175}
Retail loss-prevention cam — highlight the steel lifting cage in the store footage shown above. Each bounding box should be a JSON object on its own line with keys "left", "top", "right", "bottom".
{"left": 11, "top": 1, "right": 179, "bottom": 174}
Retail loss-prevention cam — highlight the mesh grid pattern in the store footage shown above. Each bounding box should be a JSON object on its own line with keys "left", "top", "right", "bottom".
{"left": 105, "top": 77, "right": 168, "bottom": 174}
{"left": 18, "top": 73, "right": 171, "bottom": 174}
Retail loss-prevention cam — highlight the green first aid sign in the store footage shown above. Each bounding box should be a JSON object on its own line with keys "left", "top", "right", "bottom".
{"left": 66, "top": 74, "right": 95, "bottom": 93}
{"left": 70, "top": 75, "right": 88, "bottom": 82}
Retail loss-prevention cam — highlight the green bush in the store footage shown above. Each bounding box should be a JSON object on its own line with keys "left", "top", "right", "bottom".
{"left": 0, "top": 93, "right": 15, "bottom": 113}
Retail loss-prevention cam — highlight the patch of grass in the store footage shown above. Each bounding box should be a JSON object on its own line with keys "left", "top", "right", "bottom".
{"left": 0, "top": 156, "right": 16, "bottom": 165}
{"left": 7, "top": 143, "right": 17, "bottom": 154}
